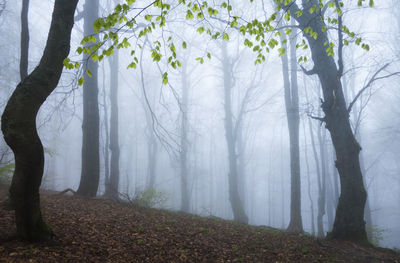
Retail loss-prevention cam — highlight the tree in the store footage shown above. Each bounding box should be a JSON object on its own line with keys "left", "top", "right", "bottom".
{"left": 179, "top": 57, "right": 190, "bottom": 213}
{"left": 20, "top": 0, "right": 29, "bottom": 80}
{"left": 221, "top": 42, "right": 248, "bottom": 224}
{"left": 282, "top": 0, "right": 368, "bottom": 243}
{"left": 77, "top": 0, "right": 100, "bottom": 197}
{"left": 1, "top": 0, "right": 78, "bottom": 241}
{"left": 279, "top": 19, "right": 303, "bottom": 233}
{"left": 104, "top": 49, "right": 120, "bottom": 199}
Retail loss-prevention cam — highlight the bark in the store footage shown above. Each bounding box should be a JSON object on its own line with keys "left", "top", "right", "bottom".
{"left": 285, "top": 0, "right": 368, "bottom": 243}
{"left": 77, "top": 0, "right": 100, "bottom": 197}
{"left": 221, "top": 42, "right": 248, "bottom": 224}
{"left": 104, "top": 50, "right": 120, "bottom": 199}
{"left": 20, "top": 0, "right": 29, "bottom": 80}
{"left": 279, "top": 22, "right": 303, "bottom": 233}
{"left": 180, "top": 61, "right": 190, "bottom": 213}
{"left": 1, "top": 0, "right": 78, "bottom": 241}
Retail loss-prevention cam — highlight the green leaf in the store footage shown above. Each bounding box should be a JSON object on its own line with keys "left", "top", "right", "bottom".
{"left": 222, "top": 33, "right": 229, "bottom": 41}
{"left": 78, "top": 77, "right": 85, "bottom": 86}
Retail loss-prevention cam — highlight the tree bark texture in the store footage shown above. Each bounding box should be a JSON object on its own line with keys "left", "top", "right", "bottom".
{"left": 20, "top": 0, "right": 29, "bottom": 80}
{"left": 285, "top": 0, "right": 368, "bottom": 243}
{"left": 1, "top": 0, "right": 78, "bottom": 241}
{"left": 221, "top": 43, "right": 248, "bottom": 224}
{"left": 77, "top": 0, "right": 100, "bottom": 197}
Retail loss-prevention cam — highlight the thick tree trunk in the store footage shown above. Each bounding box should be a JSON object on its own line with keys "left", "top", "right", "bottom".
{"left": 180, "top": 62, "right": 190, "bottom": 213}
{"left": 221, "top": 43, "right": 248, "bottom": 224}
{"left": 77, "top": 0, "right": 100, "bottom": 197}
{"left": 20, "top": 0, "right": 29, "bottom": 80}
{"left": 285, "top": 0, "right": 368, "bottom": 243}
{"left": 104, "top": 50, "right": 120, "bottom": 199}
{"left": 282, "top": 23, "right": 303, "bottom": 233}
{"left": 1, "top": 0, "right": 78, "bottom": 241}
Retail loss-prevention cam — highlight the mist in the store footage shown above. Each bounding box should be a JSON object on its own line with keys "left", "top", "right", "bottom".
{"left": 0, "top": 0, "right": 399, "bottom": 251}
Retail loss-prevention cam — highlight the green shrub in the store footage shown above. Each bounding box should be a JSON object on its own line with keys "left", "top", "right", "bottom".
{"left": 366, "top": 224, "right": 385, "bottom": 246}
{"left": 133, "top": 188, "right": 168, "bottom": 208}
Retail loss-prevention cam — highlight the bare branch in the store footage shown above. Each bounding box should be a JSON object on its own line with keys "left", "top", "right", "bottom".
{"left": 347, "top": 63, "right": 400, "bottom": 113}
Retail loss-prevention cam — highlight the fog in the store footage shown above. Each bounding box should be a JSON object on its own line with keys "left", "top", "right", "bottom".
{"left": 1, "top": 0, "right": 399, "bottom": 249}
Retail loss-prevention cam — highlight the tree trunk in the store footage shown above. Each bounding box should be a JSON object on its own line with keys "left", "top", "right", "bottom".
{"left": 180, "top": 61, "right": 190, "bottom": 213}
{"left": 236, "top": 122, "right": 246, "bottom": 211}
{"left": 285, "top": 0, "right": 368, "bottom": 243}
{"left": 317, "top": 125, "right": 327, "bottom": 237}
{"left": 302, "top": 118, "right": 315, "bottom": 236}
{"left": 101, "top": 65, "right": 110, "bottom": 193}
{"left": 77, "top": 0, "right": 100, "bottom": 197}
{"left": 1, "top": 0, "right": 78, "bottom": 241}
{"left": 104, "top": 49, "right": 120, "bottom": 199}
{"left": 20, "top": 0, "right": 29, "bottom": 81}
{"left": 221, "top": 42, "right": 248, "bottom": 224}
{"left": 279, "top": 22, "right": 303, "bottom": 233}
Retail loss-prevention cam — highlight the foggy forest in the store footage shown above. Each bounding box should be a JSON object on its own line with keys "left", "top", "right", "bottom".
{"left": 1, "top": 0, "right": 400, "bottom": 261}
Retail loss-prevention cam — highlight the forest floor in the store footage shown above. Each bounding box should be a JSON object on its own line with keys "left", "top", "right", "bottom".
{"left": 0, "top": 184, "right": 399, "bottom": 263}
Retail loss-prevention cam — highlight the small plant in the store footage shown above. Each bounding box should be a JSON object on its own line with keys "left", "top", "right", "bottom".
{"left": 133, "top": 188, "right": 168, "bottom": 208}
{"left": 200, "top": 227, "right": 210, "bottom": 233}
{"left": 301, "top": 246, "right": 310, "bottom": 254}
{"left": 0, "top": 163, "right": 14, "bottom": 184}
{"left": 366, "top": 225, "right": 386, "bottom": 246}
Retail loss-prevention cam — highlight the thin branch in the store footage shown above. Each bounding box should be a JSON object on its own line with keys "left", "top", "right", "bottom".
{"left": 348, "top": 63, "right": 400, "bottom": 113}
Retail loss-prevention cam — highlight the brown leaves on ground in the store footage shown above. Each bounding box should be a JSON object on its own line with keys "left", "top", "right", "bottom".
{"left": 0, "top": 185, "right": 399, "bottom": 263}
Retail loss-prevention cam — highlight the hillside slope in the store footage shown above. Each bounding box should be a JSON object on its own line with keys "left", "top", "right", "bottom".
{"left": 1, "top": 185, "right": 399, "bottom": 262}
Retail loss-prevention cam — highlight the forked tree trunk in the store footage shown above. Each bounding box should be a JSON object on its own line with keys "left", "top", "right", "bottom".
{"left": 285, "top": 0, "right": 368, "bottom": 243}
{"left": 1, "top": 0, "right": 78, "bottom": 241}
{"left": 221, "top": 42, "right": 248, "bottom": 224}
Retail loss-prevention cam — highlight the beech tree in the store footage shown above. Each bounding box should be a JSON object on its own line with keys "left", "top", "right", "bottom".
{"left": 280, "top": 0, "right": 368, "bottom": 243}
{"left": 1, "top": 0, "right": 78, "bottom": 241}
{"left": 76, "top": 0, "right": 100, "bottom": 197}
{"left": 279, "top": 19, "right": 303, "bottom": 233}
{"left": 104, "top": 49, "right": 120, "bottom": 199}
